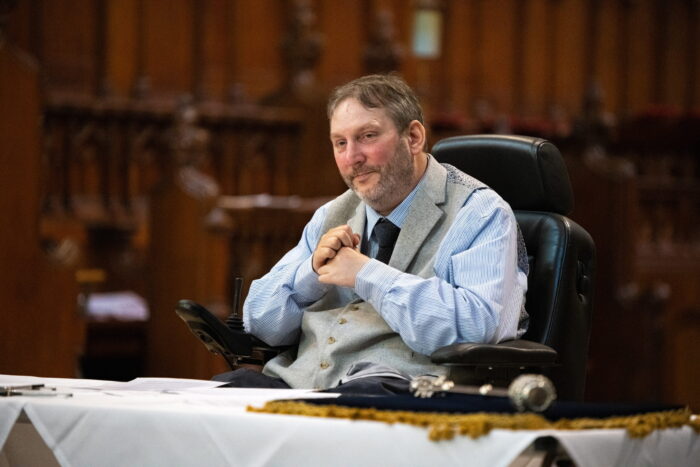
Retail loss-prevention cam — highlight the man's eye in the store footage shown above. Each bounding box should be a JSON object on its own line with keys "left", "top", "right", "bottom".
{"left": 361, "top": 133, "right": 376, "bottom": 141}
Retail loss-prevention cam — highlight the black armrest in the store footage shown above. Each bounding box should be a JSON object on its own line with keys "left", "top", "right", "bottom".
{"left": 175, "top": 299, "right": 290, "bottom": 370}
{"left": 430, "top": 339, "right": 557, "bottom": 368}
{"left": 175, "top": 300, "right": 254, "bottom": 364}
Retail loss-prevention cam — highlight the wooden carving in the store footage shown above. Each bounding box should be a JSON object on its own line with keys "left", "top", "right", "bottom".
{"left": 280, "top": 0, "right": 323, "bottom": 94}
{"left": 364, "top": 9, "right": 404, "bottom": 74}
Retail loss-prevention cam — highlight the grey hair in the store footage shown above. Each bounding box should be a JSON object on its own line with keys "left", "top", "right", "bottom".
{"left": 327, "top": 74, "right": 424, "bottom": 133}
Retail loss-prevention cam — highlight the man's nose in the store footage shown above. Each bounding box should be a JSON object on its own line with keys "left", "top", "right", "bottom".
{"left": 344, "top": 140, "right": 365, "bottom": 165}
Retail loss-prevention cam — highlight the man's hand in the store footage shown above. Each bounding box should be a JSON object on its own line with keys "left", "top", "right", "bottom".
{"left": 317, "top": 246, "right": 370, "bottom": 288}
{"left": 312, "top": 225, "right": 361, "bottom": 273}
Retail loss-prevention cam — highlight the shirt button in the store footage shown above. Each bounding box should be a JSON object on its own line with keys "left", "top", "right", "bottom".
{"left": 338, "top": 318, "right": 347, "bottom": 325}
{"left": 327, "top": 336, "right": 336, "bottom": 344}
{"left": 319, "top": 361, "right": 330, "bottom": 369}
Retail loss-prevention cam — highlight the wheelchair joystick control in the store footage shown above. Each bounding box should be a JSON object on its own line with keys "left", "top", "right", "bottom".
{"left": 176, "top": 276, "right": 300, "bottom": 368}
{"left": 175, "top": 275, "right": 262, "bottom": 370}
{"left": 225, "top": 276, "right": 245, "bottom": 332}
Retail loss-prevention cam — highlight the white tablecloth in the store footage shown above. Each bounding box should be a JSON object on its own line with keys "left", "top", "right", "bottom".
{"left": 1, "top": 375, "right": 699, "bottom": 467}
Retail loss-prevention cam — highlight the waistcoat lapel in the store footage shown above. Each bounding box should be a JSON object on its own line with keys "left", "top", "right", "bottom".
{"left": 347, "top": 201, "right": 366, "bottom": 244}
{"left": 390, "top": 158, "right": 447, "bottom": 272}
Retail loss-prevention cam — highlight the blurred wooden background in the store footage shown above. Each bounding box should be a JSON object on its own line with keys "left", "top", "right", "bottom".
{"left": 1, "top": 0, "right": 698, "bottom": 409}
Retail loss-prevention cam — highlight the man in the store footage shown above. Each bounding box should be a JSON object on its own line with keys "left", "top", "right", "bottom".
{"left": 221, "top": 74, "right": 527, "bottom": 393}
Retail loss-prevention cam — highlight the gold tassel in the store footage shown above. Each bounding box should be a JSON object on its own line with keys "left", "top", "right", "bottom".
{"left": 248, "top": 401, "right": 695, "bottom": 442}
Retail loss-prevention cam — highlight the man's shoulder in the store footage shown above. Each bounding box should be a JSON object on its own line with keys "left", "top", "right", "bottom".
{"left": 436, "top": 163, "right": 514, "bottom": 217}
{"left": 440, "top": 163, "right": 488, "bottom": 192}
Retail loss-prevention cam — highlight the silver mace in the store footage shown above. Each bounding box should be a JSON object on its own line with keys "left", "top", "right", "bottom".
{"left": 410, "top": 374, "right": 557, "bottom": 413}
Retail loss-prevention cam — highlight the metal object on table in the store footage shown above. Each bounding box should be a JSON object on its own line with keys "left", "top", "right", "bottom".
{"left": 1, "top": 384, "right": 72, "bottom": 398}
{"left": 410, "top": 374, "right": 556, "bottom": 413}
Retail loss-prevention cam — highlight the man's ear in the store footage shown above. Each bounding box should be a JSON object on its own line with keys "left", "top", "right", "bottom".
{"left": 406, "top": 120, "right": 427, "bottom": 155}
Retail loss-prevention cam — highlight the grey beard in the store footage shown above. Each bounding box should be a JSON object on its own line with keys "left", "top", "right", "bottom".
{"left": 346, "top": 147, "right": 415, "bottom": 212}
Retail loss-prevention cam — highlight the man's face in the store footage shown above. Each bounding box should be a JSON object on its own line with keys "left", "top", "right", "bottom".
{"left": 329, "top": 98, "right": 415, "bottom": 213}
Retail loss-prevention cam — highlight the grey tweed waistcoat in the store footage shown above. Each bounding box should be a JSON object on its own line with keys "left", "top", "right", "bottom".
{"left": 263, "top": 158, "right": 486, "bottom": 389}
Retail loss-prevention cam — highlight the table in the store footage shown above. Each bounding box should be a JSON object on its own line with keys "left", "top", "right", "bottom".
{"left": 2, "top": 375, "right": 699, "bottom": 467}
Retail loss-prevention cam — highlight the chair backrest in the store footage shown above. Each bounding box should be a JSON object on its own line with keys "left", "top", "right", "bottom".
{"left": 432, "top": 134, "right": 596, "bottom": 401}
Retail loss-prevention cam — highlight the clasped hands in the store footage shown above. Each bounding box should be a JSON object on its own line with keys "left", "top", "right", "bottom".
{"left": 312, "top": 225, "right": 370, "bottom": 288}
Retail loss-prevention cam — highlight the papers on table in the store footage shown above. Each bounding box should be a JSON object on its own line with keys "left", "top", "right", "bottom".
{"left": 0, "top": 375, "right": 339, "bottom": 408}
{"left": 172, "top": 386, "right": 339, "bottom": 408}
{"left": 97, "top": 377, "right": 223, "bottom": 391}
{"left": 95, "top": 378, "right": 339, "bottom": 407}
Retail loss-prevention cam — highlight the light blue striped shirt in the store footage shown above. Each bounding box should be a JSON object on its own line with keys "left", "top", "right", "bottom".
{"left": 243, "top": 177, "right": 527, "bottom": 356}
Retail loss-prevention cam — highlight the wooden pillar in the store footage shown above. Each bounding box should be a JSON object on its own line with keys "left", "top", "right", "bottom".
{"left": 146, "top": 101, "right": 227, "bottom": 379}
{"left": 545, "top": 0, "right": 560, "bottom": 111}
{"left": 131, "top": 0, "right": 149, "bottom": 99}
{"left": 684, "top": 0, "right": 699, "bottom": 110}
{"left": 191, "top": 0, "right": 205, "bottom": 100}
{"left": 650, "top": 0, "right": 668, "bottom": 105}
{"left": 0, "top": 4, "right": 83, "bottom": 377}
{"left": 94, "top": 0, "right": 110, "bottom": 97}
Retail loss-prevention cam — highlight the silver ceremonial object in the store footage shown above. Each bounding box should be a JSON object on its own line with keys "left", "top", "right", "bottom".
{"left": 410, "top": 374, "right": 557, "bottom": 413}
{"left": 507, "top": 374, "right": 557, "bottom": 412}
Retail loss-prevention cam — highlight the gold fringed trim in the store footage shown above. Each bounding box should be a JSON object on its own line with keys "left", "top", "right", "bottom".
{"left": 552, "top": 409, "right": 694, "bottom": 438}
{"left": 247, "top": 401, "right": 697, "bottom": 442}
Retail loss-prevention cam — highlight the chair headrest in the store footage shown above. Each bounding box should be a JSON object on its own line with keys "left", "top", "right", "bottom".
{"left": 432, "top": 135, "right": 574, "bottom": 215}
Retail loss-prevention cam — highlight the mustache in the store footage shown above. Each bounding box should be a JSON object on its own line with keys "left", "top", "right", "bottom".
{"left": 350, "top": 165, "right": 380, "bottom": 179}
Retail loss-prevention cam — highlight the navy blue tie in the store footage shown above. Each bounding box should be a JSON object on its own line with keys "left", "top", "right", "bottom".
{"left": 373, "top": 218, "right": 400, "bottom": 264}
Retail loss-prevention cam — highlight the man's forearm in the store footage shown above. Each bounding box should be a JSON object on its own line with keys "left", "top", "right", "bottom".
{"left": 244, "top": 251, "right": 334, "bottom": 346}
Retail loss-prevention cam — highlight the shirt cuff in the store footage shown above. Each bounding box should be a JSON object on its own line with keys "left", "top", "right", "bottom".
{"left": 355, "top": 259, "right": 402, "bottom": 306}
{"left": 293, "top": 257, "right": 331, "bottom": 303}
